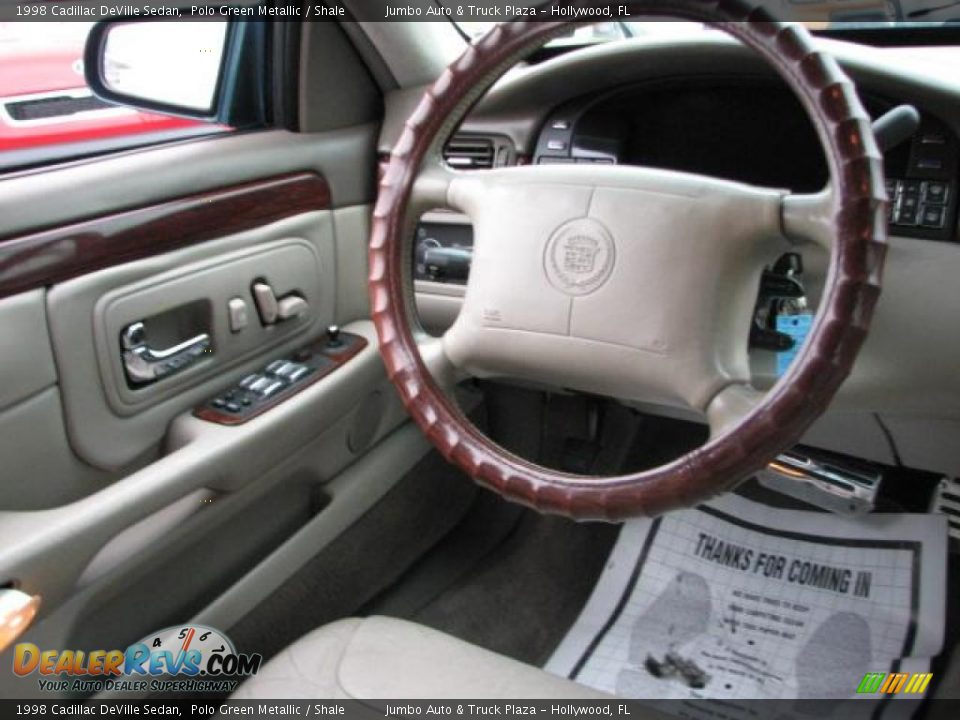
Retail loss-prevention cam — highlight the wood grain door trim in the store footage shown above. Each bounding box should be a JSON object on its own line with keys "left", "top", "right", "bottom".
{"left": 0, "top": 172, "right": 331, "bottom": 300}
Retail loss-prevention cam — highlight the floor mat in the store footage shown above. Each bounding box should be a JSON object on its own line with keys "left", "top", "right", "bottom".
{"left": 367, "top": 492, "right": 620, "bottom": 666}
{"left": 547, "top": 494, "right": 947, "bottom": 717}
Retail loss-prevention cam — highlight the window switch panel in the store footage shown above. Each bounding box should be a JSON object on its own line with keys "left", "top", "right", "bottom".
{"left": 195, "top": 330, "right": 367, "bottom": 425}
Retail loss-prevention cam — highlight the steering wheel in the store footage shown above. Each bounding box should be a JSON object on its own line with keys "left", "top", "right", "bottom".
{"left": 370, "top": 1, "right": 887, "bottom": 521}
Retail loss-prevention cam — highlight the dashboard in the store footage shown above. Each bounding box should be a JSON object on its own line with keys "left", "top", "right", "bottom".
{"left": 533, "top": 79, "right": 958, "bottom": 242}
{"left": 415, "top": 76, "right": 958, "bottom": 291}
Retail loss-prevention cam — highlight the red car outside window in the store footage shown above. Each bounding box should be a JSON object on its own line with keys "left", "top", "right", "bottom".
{"left": 0, "top": 22, "right": 217, "bottom": 153}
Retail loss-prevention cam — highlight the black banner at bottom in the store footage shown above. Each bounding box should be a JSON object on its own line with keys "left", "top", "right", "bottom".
{"left": 0, "top": 698, "right": 945, "bottom": 719}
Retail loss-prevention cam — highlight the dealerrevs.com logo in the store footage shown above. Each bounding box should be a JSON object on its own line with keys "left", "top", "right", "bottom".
{"left": 12, "top": 625, "right": 261, "bottom": 694}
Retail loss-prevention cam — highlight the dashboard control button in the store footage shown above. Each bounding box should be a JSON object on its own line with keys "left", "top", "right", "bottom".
{"left": 917, "top": 158, "right": 943, "bottom": 171}
{"left": 551, "top": 119, "right": 570, "bottom": 130}
{"left": 225, "top": 402, "right": 241, "bottom": 413}
{"left": 212, "top": 398, "right": 227, "bottom": 409}
{"left": 546, "top": 139, "right": 567, "bottom": 151}
{"left": 924, "top": 181, "right": 949, "bottom": 204}
{"left": 895, "top": 205, "right": 918, "bottom": 226}
{"left": 901, "top": 180, "right": 921, "bottom": 196}
{"left": 920, "top": 206, "right": 945, "bottom": 229}
{"left": 900, "top": 193, "right": 919, "bottom": 212}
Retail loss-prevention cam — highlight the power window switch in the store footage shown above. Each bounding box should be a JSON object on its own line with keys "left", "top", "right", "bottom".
{"left": 228, "top": 297, "right": 249, "bottom": 333}
{"left": 261, "top": 380, "right": 285, "bottom": 398}
{"left": 265, "top": 360, "right": 287, "bottom": 374}
{"left": 276, "top": 363, "right": 310, "bottom": 382}
{"left": 249, "top": 377, "right": 273, "bottom": 395}
{"left": 286, "top": 366, "right": 310, "bottom": 383}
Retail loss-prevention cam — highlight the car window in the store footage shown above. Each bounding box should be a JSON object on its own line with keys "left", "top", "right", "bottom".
{"left": 0, "top": 21, "right": 230, "bottom": 163}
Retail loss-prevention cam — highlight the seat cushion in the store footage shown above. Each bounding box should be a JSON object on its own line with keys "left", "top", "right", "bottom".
{"left": 232, "top": 615, "right": 611, "bottom": 699}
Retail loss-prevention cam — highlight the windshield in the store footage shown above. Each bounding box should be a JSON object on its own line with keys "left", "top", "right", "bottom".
{"left": 451, "top": 0, "right": 960, "bottom": 43}
{"left": 455, "top": 21, "right": 710, "bottom": 45}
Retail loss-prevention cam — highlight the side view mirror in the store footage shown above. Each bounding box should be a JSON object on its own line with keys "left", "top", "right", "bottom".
{"left": 84, "top": 21, "right": 231, "bottom": 119}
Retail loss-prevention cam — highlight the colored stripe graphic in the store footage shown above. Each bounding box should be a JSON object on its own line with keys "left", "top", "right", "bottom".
{"left": 857, "top": 673, "right": 886, "bottom": 693}
{"left": 880, "top": 673, "right": 908, "bottom": 693}
{"left": 904, "top": 673, "right": 933, "bottom": 694}
{"left": 857, "top": 672, "right": 933, "bottom": 694}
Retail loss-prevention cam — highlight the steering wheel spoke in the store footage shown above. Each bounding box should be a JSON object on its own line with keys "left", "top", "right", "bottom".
{"left": 417, "top": 333, "right": 469, "bottom": 392}
{"left": 782, "top": 186, "right": 837, "bottom": 249}
{"left": 407, "top": 156, "right": 459, "bottom": 215}
{"left": 706, "top": 382, "right": 765, "bottom": 438}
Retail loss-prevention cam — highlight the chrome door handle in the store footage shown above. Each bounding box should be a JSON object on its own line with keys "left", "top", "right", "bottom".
{"left": 121, "top": 321, "right": 211, "bottom": 385}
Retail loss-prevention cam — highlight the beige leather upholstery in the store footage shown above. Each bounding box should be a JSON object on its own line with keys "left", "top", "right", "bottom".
{"left": 232, "top": 616, "right": 611, "bottom": 699}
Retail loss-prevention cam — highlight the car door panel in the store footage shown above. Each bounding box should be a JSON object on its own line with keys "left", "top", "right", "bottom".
{"left": 0, "top": 289, "right": 56, "bottom": 408}
{"left": 0, "top": 387, "right": 117, "bottom": 511}
{"left": 0, "top": 121, "right": 441, "bottom": 696}
{"left": 0, "top": 289, "right": 119, "bottom": 511}
{"left": 0, "top": 419, "right": 432, "bottom": 700}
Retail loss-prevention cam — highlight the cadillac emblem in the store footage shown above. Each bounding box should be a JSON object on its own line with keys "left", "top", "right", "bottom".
{"left": 544, "top": 218, "right": 615, "bottom": 296}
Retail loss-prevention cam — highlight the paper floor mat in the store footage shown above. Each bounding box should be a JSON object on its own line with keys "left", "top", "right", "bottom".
{"left": 546, "top": 494, "right": 947, "bottom": 717}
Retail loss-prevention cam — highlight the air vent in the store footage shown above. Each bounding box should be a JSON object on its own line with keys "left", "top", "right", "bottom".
{"left": 5, "top": 94, "right": 112, "bottom": 122}
{"left": 443, "top": 136, "right": 496, "bottom": 169}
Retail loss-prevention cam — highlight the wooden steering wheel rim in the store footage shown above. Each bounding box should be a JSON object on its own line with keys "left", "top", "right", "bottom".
{"left": 369, "top": 1, "right": 887, "bottom": 521}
